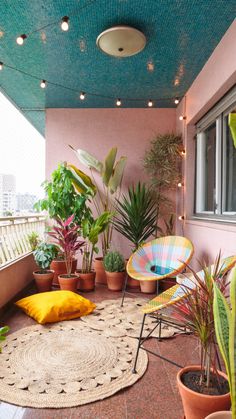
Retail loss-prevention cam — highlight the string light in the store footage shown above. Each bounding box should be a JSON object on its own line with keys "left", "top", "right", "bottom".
{"left": 174, "top": 98, "right": 180, "bottom": 104}
{"left": 181, "top": 150, "right": 186, "bottom": 156}
{"left": 16, "top": 34, "right": 27, "bottom": 45}
{"left": 177, "top": 182, "right": 183, "bottom": 188}
{"left": 179, "top": 115, "right": 186, "bottom": 121}
{"left": 61, "top": 16, "right": 69, "bottom": 31}
{"left": 80, "top": 92, "right": 85, "bottom": 100}
{"left": 0, "top": 62, "right": 3, "bottom": 70}
{"left": 148, "top": 99, "right": 153, "bottom": 107}
{"left": 40, "top": 79, "right": 47, "bottom": 89}
{"left": 178, "top": 215, "right": 185, "bottom": 221}
{"left": 116, "top": 98, "right": 121, "bottom": 107}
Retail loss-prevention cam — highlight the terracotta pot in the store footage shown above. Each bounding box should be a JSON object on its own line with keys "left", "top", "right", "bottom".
{"left": 105, "top": 271, "right": 125, "bottom": 291}
{"left": 140, "top": 280, "right": 157, "bottom": 293}
{"left": 50, "top": 259, "right": 77, "bottom": 286}
{"left": 94, "top": 257, "right": 107, "bottom": 284}
{"left": 58, "top": 274, "right": 78, "bottom": 292}
{"left": 205, "top": 412, "right": 232, "bottom": 419}
{"left": 33, "top": 270, "right": 54, "bottom": 293}
{"left": 177, "top": 365, "right": 231, "bottom": 419}
{"left": 76, "top": 270, "right": 95, "bottom": 292}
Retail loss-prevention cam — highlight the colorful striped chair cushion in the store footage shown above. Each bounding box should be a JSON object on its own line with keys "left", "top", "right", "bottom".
{"left": 127, "top": 236, "right": 194, "bottom": 282}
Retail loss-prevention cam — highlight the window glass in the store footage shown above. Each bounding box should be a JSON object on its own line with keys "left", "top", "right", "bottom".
{"left": 223, "top": 116, "right": 236, "bottom": 212}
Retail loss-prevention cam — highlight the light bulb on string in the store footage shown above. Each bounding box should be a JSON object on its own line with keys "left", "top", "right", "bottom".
{"left": 178, "top": 215, "right": 185, "bottom": 221}
{"left": 116, "top": 98, "right": 121, "bottom": 107}
{"left": 174, "top": 98, "right": 180, "bottom": 105}
{"left": 177, "top": 182, "right": 183, "bottom": 188}
{"left": 148, "top": 99, "right": 153, "bottom": 107}
{"left": 80, "top": 92, "right": 85, "bottom": 100}
{"left": 40, "top": 79, "right": 47, "bottom": 89}
{"left": 61, "top": 16, "right": 69, "bottom": 32}
{"left": 179, "top": 115, "right": 186, "bottom": 121}
{"left": 16, "top": 34, "right": 27, "bottom": 45}
{"left": 181, "top": 149, "right": 186, "bottom": 157}
{"left": 0, "top": 62, "right": 3, "bottom": 70}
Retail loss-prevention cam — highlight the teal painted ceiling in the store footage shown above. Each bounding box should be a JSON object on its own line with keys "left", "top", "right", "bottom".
{"left": 0, "top": 0, "right": 235, "bottom": 136}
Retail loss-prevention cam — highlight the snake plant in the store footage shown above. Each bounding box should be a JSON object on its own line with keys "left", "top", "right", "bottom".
{"left": 213, "top": 266, "right": 236, "bottom": 417}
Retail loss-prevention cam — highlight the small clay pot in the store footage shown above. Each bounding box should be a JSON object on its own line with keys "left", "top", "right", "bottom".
{"left": 76, "top": 271, "right": 95, "bottom": 292}
{"left": 205, "top": 412, "right": 232, "bottom": 419}
{"left": 94, "top": 258, "right": 107, "bottom": 284}
{"left": 50, "top": 259, "right": 77, "bottom": 286}
{"left": 177, "top": 365, "right": 231, "bottom": 419}
{"left": 140, "top": 280, "right": 157, "bottom": 294}
{"left": 33, "top": 270, "right": 54, "bottom": 293}
{"left": 58, "top": 274, "right": 78, "bottom": 292}
{"left": 105, "top": 271, "right": 125, "bottom": 291}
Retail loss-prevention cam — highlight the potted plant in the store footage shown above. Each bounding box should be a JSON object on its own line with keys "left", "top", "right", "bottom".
{"left": 113, "top": 182, "right": 157, "bottom": 292}
{"left": 33, "top": 242, "right": 58, "bottom": 292}
{"left": 0, "top": 326, "right": 9, "bottom": 353}
{"left": 35, "top": 162, "right": 94, "bottom": 285}
{"left": 175, "top": 256, "right": 231, "bottom": 419}
{"left": 204, "top": 266, "right": 236, "bottom": 419}
{"left": 69, "top": 145, "right": 127, "bottom": 284}
{"left": 104, "top": 251, "right": 126, "bottom": 291}
{"left": 77, "top": 212, "right": 113, "bottom": 291}
{"left": 48, "top": 215, "right": 84, "bottom": 292}
{"left": 27, "top": 231, "right": 40, "bottom": 251}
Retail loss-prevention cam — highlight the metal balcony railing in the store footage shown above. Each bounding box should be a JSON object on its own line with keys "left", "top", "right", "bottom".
{"left": 0, "top": 215, "right": 46, "bottom": 267}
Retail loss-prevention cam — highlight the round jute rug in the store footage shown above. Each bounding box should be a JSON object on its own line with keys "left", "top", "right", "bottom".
{"left": 81, "top": 297, "right": 178, "bottom": 338}
{"left": 0, "top": 321, "right": 147, "bottom": 408}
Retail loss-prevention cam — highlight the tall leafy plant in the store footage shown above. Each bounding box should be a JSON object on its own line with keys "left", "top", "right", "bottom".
{"left": 0, "top": 326, "right": 9, "bottom": 353}
{"left": 113, "top": 182, "right": 157, "bottom": 251}
{"left": 35, "top": 162, "right": 94, "bottom": 225}
{"left": 213, "top": 266, "right": 236, "bottom": 417}
{"left": 69, "top": 145, "right": 127, "bottom": 256}
{"left": 174, "top": 254, "right": 229, "bottom": 391}
{"left": 48, "top": 215, "right": 84, "bottom": 276}
{"left": 143, "top": 133, "right": 183, "bottom": 218}
{"left": 81, "top": 212, "right": 113, "bottom": 273}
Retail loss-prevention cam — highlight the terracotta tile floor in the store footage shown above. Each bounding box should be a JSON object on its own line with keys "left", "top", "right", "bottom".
{"left": 0, "top": 285, "right": 199, "bottom": 419}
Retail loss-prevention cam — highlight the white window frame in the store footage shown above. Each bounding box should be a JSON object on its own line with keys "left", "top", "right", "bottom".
{"left": 195, "top": 85, "right": 236, "bottom": 221}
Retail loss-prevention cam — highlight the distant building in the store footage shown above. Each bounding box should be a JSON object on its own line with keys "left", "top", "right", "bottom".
{"left": 16, "top": 193, "right": 38, "bottom": 212}
{"left": 0, "top": 174, "right": 16, "bottom": 215}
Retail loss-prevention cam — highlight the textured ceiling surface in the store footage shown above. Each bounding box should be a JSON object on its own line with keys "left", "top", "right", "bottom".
{"left": 0, "top": 0, "right": 235, "bottom": 135}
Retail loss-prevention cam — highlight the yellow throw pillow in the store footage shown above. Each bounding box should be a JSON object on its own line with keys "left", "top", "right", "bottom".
{"left": 15, "top": 290, "right": 96, "bottom": 324}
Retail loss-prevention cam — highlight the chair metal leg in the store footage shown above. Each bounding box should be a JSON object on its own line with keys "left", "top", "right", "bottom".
{"left": 132, "top": 314, "right": 146, "bottom": 374}
{"left": 121, "top": 272, "right": 129, "bottom": 307}
{"left": 158, "top": 317, "right": 162, "bottom": 341}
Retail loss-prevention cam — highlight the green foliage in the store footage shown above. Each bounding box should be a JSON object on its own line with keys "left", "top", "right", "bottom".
{"left": 214, "top": 266, "right": 236, "bottom": 416}
{"left": 174, "top": 253, "right": 229, "bottom": 390}
{"left": 0, "top": 326, "right": 9, "bottom": 353}
{"left": 104, "top": 251, "right": 125, "bottom": 273}
{"left": 27, "top": 231, "right": 40, "bottom": 251}
{"left": 35, "top": 162, "right": 92, "bottom": 225}
{"left": 113, "top": 182, "right": 157, "bottom": 251}
{"left": 33, "top": 242, "right": 59, "bottom": 272}
{"left": 143, "top": 133, "right": 183, "bottom": 216}
{"left": 81, "top": 212, "right": 113, "bottom": 273}
{"left": 69, "top": 145, "right": 127, "bottom": 255}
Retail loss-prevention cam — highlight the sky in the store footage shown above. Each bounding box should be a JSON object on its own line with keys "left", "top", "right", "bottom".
{"left": 0, "top": 92, "right": 45, "bottom": 198}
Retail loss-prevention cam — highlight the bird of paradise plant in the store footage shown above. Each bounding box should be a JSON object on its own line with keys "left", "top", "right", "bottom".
{"left": 213, "top": 266, "right": 236, "bottom": 417}
{"left": 69, "top": 145, "right": 127, "bottom": 256}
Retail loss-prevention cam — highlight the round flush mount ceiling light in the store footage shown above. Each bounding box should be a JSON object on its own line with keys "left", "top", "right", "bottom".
{"left": 96, "top": 26, "right": 146, "bottom": 57}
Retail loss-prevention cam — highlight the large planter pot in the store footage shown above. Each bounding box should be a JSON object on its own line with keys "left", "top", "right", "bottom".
{"left": 205, "top": 412, "right": 232, "bottom": 419}
{"left": 33, "top": 270, "right": 54, "bottom": 293}
{"left": 94, "top": 257, "right": 107, "bottom": 285}
{"left": 76, "top": 270, "right": 95, "bottom": 292}
{"left": 177, "top": 366, "right": 231, "bottom": 419}
{"left": 105, "top": 271, "right": 125, "bottom": 291}
{"left": 50, "top": 259, "right": 77, "bottom": 286}
{"left": 140, "top": 280, "right": 157, "bottom": 294}
{"left": 58, "top": 274, "right": 78, "bottom": 292}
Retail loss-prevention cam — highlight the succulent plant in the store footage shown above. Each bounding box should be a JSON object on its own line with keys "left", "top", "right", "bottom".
{"left": 104, "top": 251, "right": 125, "bottom": 273}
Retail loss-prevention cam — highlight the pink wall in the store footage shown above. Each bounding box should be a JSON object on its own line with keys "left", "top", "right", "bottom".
{"left": 46, "top": 108, "right": 176, "bottom": 257}
{"left": 176, "top": 20, "right": 236, "bottom": 268}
